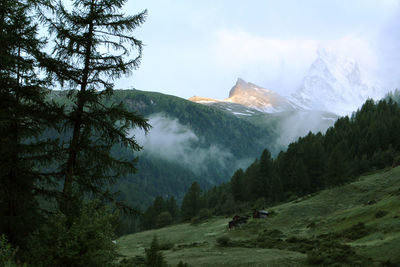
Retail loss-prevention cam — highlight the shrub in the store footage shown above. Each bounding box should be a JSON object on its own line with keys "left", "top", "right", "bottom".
{"left": 159, "top": 242, "right": 174, "bottom": 251}
{"left": 119, "top": 255, "right": 145, "bottom": 266}
{"left": 307, "top": 222, "right": 316, "bottom": 228}
{"left": 156, "top": 212, "right": 173, "bottom": 228}
{"left": 306, "top": 240, "right": 370, "bottom": 266}
{"left": 190, "top": 216, "right": 201, "bottom": 225}
{"left": 176, "top": 261, "right": 190, "bottom": 267}
{"left": 253, "top": 197, "right": 266, "bottom": 209}
{"left": 342, "top": 222, "right": 369, "bottom": 240}
{"left": 392, "top": 155, "right": 400, "bottom": 167}
{"left": 198, "top": 208, "right": 211, "bottom": 220}
{"left": 376, "top": 210, "right": 388, "bottom": 218}
{"left": 190, "top": 208, "right": 212, "bottom": 225}
{"left": 216, "top": 236, "right": 230, "bottom": 247}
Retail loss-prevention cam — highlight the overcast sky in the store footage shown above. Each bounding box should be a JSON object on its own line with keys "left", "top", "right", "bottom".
{"left": 115, "top": 0, "right": 400, "bottom": 99}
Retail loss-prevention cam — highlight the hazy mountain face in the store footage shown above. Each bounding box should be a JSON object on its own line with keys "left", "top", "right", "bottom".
{"left": 292, "top": 48, "right": 384, "bottom": 116}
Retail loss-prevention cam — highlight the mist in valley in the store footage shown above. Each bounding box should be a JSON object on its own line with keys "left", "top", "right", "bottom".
{"left": 275, "top": 111, "right": 337, "bottom": 147}
{"left": 131, "top": 113, "right": 254, "bottom": 182}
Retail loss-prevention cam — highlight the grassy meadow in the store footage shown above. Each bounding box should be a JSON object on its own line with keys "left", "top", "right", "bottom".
{"left": 118, "top": 166, "right": 400, "bottom": 266}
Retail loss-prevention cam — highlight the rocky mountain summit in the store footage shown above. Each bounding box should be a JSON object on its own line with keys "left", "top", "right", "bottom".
{"left": 189, "top": 78, "right": 298, "bottom": 114}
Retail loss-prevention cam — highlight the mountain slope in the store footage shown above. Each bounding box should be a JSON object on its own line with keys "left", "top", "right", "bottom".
{"left": 50, "top": 89, "right": 275, "bottom": 208}
{"left": 114, "top": 89, "right": 273, "bottom": 158}
{"left": 111, "top": 90, "right": 276, "bottom": 208}
{"left": 118, "top": 166, "right": 400, "bottom": 266}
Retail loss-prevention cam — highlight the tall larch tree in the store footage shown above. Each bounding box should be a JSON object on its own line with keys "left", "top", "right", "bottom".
{"left": 39, "top": 0, "right": 150, "bottom": 217}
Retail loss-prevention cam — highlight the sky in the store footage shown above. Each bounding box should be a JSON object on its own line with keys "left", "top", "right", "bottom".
{"left": 115, "top": 0, "right": 400, "bottom": 100}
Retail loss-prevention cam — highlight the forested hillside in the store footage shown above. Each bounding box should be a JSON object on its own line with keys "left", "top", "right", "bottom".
{"left": 50, "top": 89, "right": 276, "bottom": 210}
{"left": 115, "top": 90, "right": 271, "bottom": 155}
{"left": 158, "top": 98, "right": 400, "bottom": 223}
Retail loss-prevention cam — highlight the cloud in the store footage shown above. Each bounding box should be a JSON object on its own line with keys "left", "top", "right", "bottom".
{"left": 211, "top": 29, "right": 378, "bottom": 95}
{"left": 212, "top": 29, "right": 317, "bottom": 93}
{"left": 131, "top": 113, "right": 243, "bottom": 176}
{"left": 376, "top": 5, "right": 400, "bottom": 90}
{"left": 275, "top": 111, "right": 337, "bottom": 147}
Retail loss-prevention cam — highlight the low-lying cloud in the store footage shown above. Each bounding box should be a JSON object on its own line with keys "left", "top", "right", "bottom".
{"left": 131, "top": 113, "right": 247, "bottom": 177}
{"left": 275, "top": 111, "right": 337, "bottom": 147}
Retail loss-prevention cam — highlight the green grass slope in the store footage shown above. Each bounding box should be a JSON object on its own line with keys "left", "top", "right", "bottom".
{"left": 118, "top": 166, "right": 400, "bottom": 266}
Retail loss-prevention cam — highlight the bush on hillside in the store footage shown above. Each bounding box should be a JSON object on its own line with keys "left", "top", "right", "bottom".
{"left": 306, "top": 240, "right": 371, "bottom": 266}
{"left": 190, "top": 208, "right": 212, "bottom": 225}
{"left": 119, "top": 256, "right": 145, "bottom": 266}
{"left": 156, "top": 212, "right": 173, "bottom": 228}
{"left": 216, "top": 236, "right": 230, "bottom": 247}
{"left": 341, "top": 222, "right": 370, "bottom": 240}
{"left": 375, "top": 210, "right": 388, "bottom": 218}
{"left": 176, "top": 261, "right": 190, "bottom": 267}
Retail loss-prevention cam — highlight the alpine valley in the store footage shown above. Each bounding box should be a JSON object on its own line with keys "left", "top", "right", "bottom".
{"left": 6, "top": 1, "right": 400, "bottom": 266}
{"left": 50, "top": 49, "right": 383, "bottom": 213}
{"left": 117, "top": 49, "right": 384, "bottom": 209}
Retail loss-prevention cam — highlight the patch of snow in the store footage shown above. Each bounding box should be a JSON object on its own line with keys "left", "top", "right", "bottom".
{"left": 233, "top": 112, "right": 252, "bottom": 116}
{"left": 196, "top": 100, "right": 217, "bottom": 104}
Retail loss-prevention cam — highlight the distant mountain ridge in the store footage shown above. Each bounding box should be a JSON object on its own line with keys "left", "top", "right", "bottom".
{"left": 191, "top": 48, "right": 384, "bottom": 117}
{"left": 190, "top": 78, "right": 299, "bottom": 114}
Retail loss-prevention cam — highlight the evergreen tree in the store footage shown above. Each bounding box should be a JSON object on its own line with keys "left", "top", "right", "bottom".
{"left": 258, "top": 149, "right": 274, "bottom": 199}
{"left": 0, "top": 0, "right": 59, "bottom": 248}
{"left": 140, "top": 195, "right": 179, "bottom": 230}
{"left": 181, "top": 182, "right": 202, "bottom": 221}
{"left": 166, "top": 196, "right": 179, "bottom": 221}
{"left": 152, "top": 196, "right": 166, "bottom": 215}
{"left": 140, "top": 205, "right": 157, "bottom": 230}
{"left": 230, "top": 168, "right": 245, "bottom": 202}
{"left": 144, "top": 236, "right": 167, "bottom": 267}
{"left": 325, "top": 143, "right": 352, "bottom": 185}
{"left": 38, "top": 0, "right": 150, "bottom": 216}
{"left": 244, "top": 159, "right": 260, "bottom": 200}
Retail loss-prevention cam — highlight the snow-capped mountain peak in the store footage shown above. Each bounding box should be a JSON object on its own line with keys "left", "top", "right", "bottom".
{"left": 292, "top": 47, "right": 383, "bottom": 115}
